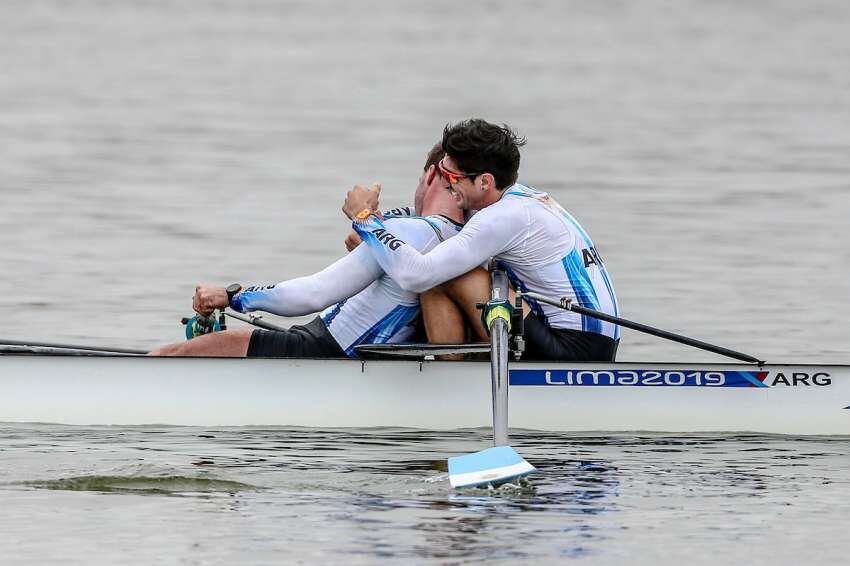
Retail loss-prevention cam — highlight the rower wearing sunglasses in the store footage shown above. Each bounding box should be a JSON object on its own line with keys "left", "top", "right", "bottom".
{"left": 343, "top": 119, "right": 620, "bottom": 361}
{"left": 149, "top": 145, "right": 465, "bottom": 358}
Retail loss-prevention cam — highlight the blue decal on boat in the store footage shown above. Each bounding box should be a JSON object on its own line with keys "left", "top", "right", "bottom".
{"left": 739, "top": 371, "right": 769, "bottom": 388}
{"left": 510, "top": 369, "right": 771, "bottom": 388}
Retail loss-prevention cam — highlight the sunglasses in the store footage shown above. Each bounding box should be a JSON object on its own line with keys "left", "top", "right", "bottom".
{"left": 437, "top": 158, "right": 480, "bottom": 185}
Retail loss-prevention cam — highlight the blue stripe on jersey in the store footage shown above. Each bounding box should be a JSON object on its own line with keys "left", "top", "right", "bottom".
{"left": 343, "top": 304, "right": 420, "bottom": 357}
{"left": 598, "top": 268, "right": 620, "bottom": 339}
{"left": 562, "top": 250, "right": 602, "bottom": 334}
{"left": 321, "top": 299, "right": 347, "bottom": 326}
{"left": 353, "top": 216, "right": 393, "bottom": 262}
{"left": 559, "top": 207, "right": 593, "bottom": 248}
{"left": 496, "top": 260, "right": 547, "bottom": 321}
{"left": 231, "top": 290, "right": 265, "bottom": 313}
{"left": 505, "top": 187, "right": 535, "bottom": 198}
{"left": 558, "top": 208, "right": 620, "bottom": 337}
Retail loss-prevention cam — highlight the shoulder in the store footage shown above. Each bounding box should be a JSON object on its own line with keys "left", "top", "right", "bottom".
{"left": 382, "top": 216, "right": 427, "bottom": 232}
{"left": 467, "top": 185, "right": 535, "bottom": 226}
{"left": 490, "top": 184, "right": 557, "bottom": 222}
{"left": 502, "top": 183, "right": 547, "bottom": 205}
{"left": 382, "top": 216, "right": 444, "bottom": 250}
{"left": 422, "top": 215, "right": 463, "bottom": 243}
{"left": 383, "top": 206, "right": 415, "bottom": 219}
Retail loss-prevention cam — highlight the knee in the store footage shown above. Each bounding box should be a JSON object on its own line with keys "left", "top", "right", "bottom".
{"left": 441, "top": 268, "right": 490, "bottom": 303}
{"left": 421, "top": 284, "right": 449, "bottom": 302}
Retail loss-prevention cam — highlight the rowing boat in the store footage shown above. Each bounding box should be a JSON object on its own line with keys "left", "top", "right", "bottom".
{"left": 1, "top": 350, "right": 847, "bottom": 434}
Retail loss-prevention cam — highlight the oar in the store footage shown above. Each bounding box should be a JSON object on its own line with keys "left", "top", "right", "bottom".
{"left": 520, "top": 291, "right": 764, "bottom": 365}
{"left": 0, "top": 339, "right": 146, "bottom": 356}
{"left": 447, "top": 269, "right": 535, "bottom": 489}
{"left": 223, "top": 311, "right": 287, "bottom": 332}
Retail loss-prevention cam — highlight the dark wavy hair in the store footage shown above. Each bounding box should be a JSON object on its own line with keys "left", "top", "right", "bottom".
{"left": 441, "top": 119, "right": 526, "bottom": 189}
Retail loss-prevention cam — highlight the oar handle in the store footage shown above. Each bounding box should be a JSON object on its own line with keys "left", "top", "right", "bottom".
{"left": 520, "top": 292, "right": 764, "bottom": 365}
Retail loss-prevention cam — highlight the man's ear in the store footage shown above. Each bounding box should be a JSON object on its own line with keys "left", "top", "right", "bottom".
{"left": 480, "top": 172, "right": 497, "bottom": 191}
{"left": 426, "top": 164, "right": 437, "bottom": 185}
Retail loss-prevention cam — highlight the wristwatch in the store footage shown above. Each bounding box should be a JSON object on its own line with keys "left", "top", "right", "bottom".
{"left": 355, "top": 208, "right": 373, "bottom": 221}
{"left": 225, "top": 283, "right": 242, "bottom": 308}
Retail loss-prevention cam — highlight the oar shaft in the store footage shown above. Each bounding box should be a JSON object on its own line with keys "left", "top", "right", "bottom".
{"left": 521, "top": 292, "right": 763, "bottom": 364}
{"left": 224, "top": 311, "right": 286, "bottom": 332}
{"left": 491, "top": 317, "right": 510, "bottom": 446}
{"left": 0, "top": 339, "right": 147, "bottom": 355}
{"left": 489, "top": 270, "right": 511, "bottom": 447}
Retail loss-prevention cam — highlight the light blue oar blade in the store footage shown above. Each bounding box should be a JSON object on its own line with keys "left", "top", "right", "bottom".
{"left": 448, "top": 446, "right": 535, "bottom": 489}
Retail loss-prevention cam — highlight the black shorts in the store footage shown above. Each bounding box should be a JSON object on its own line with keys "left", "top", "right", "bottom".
{"left": 246, "top": 317, "right": 346, "bottom": 358}
{"left": 522, "top": 312, "right": 618, "bottom": 362}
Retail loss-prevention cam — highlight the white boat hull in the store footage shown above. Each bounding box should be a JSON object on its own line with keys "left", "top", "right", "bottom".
{"left": 1, "top": 356, "right": 848, "bottom": 434}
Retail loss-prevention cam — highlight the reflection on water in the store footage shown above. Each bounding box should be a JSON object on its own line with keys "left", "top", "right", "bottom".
{"left": 24, "top": 475, "right": 257, "bottom": 495}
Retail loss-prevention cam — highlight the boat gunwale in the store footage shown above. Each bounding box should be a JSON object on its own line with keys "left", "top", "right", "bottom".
{"left": 1, "top": 349, "right": 849, "bottom": 370}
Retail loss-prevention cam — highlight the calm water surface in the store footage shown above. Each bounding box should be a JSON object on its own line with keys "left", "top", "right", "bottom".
{"left": 1, "top": 0, "right": 849, "bottom": 563}
{"left": 2, "top": 426, "right": 850, "bottom": 565}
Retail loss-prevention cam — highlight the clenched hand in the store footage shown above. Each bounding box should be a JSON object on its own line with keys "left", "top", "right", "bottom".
{"left": 193, "top": 285, "right": 228, "bottom": 316}
{"left": 343, "top": 183, "right": 382, "bottom": 220}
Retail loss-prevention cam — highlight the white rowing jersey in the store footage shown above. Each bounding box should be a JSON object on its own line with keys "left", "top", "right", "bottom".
{"left": 231, "top": 214, "right": 463, "bottom": 356}
{"left": 353, "top": 184, "right": 620, "bottom": 339}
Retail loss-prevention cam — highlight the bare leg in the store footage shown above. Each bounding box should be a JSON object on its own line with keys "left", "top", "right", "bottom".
{"left": 422, "top": 267, "right": 532, "bottom": 345}
{"left": 148, "top": 329, "right": 254, "bottom": 357}
{"left": 422, "top": 267, "right": 491, "bottom": 343}
{"left": 421, "top": 286, "right": 468, "bottom": 344}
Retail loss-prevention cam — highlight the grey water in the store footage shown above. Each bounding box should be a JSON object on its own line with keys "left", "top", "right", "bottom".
{"left": 3, "top": 426, "right": 850, "bottom": 565}
{"left": 1, "top": 0, "right": 849, "bottom": 563}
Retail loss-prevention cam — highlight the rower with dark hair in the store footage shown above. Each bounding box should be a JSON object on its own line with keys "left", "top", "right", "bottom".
{"left": 343, "top": 118, "right": 621, "bottom": 361}
{"left": 150, "top": 144, "right": 464, "bottom": 357}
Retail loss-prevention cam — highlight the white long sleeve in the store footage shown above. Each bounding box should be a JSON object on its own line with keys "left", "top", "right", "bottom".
{"left": 231, "top": 245, "right": 383, "bottom": 316}
{"left": 352, "top": 200, "right": 522, "bottom": 293}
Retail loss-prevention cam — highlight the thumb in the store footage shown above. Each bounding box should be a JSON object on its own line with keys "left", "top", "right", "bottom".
{"left": 371, "top": 182, "right": 381, "bottom": 196}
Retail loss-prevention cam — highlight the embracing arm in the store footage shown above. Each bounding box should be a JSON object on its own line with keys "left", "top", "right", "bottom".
{"left": 352, "top": 212, "right": 513, "bottom": 293}
{"left": 231, "top": 245, "right": 384, "bottom": 316}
